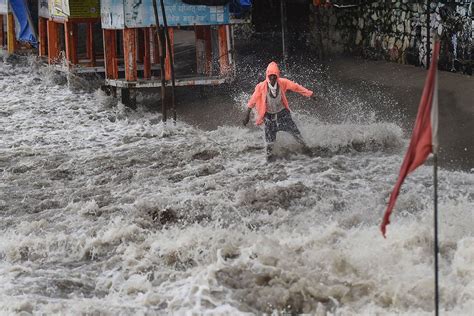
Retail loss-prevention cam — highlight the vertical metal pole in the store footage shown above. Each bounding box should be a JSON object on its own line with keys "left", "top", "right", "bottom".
{"left": 103, "top": 29, "right": 118, "bottom": 80}
{"left": 86, "top": 23, "right": 96, "bottom": 66}
{"left": 426, "top": 0, "right": 431, "bottom": 68}
{"left": 143, "top": 29, "right": 151, "bottom": 79}
{"left": 280, "top": 0, "right": 288, "bottom": 70}
{"left": 47, "top": 20, "right": 60, "bottom": 64}
{"left": 433, "top": 152, "right": 439, "bottom": 316}
{"left": 152, "top": 0, "right": 167, "bottom": 122}
{"left": 227, "top": 25, "right": 233, "bottom": 69}
{"left": 38, "top": 17, "right": 48, "bottom": 57}
{"left": 315, "top": 5, "right": 325, "bottom": 61}
{"left": 217, "top": 25, "right": 230, "bottom": 75}
{"left": 159, "top": 28, "right": 168, "bottom": 122}
{"left": 7, "top": 13, "right": 16, "bottom": 54}
{"left": 0, "top": 15, "right": 4, "bottom": 48}
{"left": 159, "top": 0, "right": 177, "bottom": 123}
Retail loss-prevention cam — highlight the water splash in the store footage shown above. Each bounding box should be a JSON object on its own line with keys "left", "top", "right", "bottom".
{"left": 0, "top": 54, "right": 472, "bottom": 315}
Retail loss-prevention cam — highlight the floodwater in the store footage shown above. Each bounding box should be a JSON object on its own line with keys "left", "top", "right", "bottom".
{"left": 0, "top": 54, "right": 473, "bottom": 315}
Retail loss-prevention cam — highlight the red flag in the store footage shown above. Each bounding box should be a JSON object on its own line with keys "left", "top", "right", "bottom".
{"left": 381, "top": 41, "right": 440, "bottom": 237}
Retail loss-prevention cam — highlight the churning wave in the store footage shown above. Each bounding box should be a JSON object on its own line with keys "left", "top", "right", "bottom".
{"left": 0, "top": 56, "right": 472, "bottom": 315}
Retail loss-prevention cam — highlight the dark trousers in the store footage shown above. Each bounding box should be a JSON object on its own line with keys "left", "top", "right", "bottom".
{"left": 264, "top": 109, "right": 305, "bottom": 151}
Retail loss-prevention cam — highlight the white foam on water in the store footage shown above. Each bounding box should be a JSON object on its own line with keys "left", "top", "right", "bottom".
{"left": 0, "top": 57, "right": 472, "bottom": 315}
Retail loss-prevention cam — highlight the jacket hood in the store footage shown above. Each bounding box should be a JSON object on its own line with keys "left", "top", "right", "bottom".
{"left": 266, "top": 62, "right": 280, "bottom": 81}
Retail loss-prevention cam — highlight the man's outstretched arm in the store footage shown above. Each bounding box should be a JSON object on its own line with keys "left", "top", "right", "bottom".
{"left": 282, "top": 78, "right": 313, "bottom": 98}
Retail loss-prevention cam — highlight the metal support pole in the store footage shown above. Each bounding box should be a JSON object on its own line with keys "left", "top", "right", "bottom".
{"left": 280, "top": 0, "right": 288, "bottom": 70}
{"left": 159, "top": 0, "right": 177, "bottom": 123}
{"left": 426, "top": 0, "right": 431, "bottom": 68}
{"left": 7, "top": 13, "right": 16, "bottom": 54}
{"left": 315, "top": 5, "right": 325, "bottom": 61}
{"left": 159, "top": 28, "right": 168, "bottom": 122}
{"left": 433, "top": 152, "right": 439, "bottom": 316}
{"left": 0, "top": 15, "right": 4, "bottom": 48}
{"left": 152, "top": 0, "right": 167, "bottom": 122}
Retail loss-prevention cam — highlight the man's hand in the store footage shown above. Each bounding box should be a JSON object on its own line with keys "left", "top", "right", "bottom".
{"left": 242, "top": 108, "right": 252, "bottom": 126}
{"left": 242, "top": 115, "right": 250, "bottom": 126}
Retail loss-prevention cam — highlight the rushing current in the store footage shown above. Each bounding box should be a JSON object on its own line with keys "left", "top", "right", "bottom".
{"left": 0, "top": 54, "right": 472, "bottom": 315}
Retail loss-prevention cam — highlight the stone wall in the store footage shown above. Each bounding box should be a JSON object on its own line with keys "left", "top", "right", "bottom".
{"left": 310, "top": 0, "right": 473, "bottom": 75}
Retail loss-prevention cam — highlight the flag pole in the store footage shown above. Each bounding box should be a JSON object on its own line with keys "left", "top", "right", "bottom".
{"left": 433, "top": 151, "right": 439, "bottom": 316}
{"left": 432, "top": 33, "right": 440, "bottom": 316}
{"left": 426, "top": 0, "right": 431, "bottom": 68}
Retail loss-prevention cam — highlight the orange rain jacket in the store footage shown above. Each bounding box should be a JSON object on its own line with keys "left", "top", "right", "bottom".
{"left": 247, "top": 62, "right": 314, "bottom": 125}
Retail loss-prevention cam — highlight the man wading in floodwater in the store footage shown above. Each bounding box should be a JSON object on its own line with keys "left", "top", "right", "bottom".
{"left": 243, "top": 61, "right": 317, "bottom": 162}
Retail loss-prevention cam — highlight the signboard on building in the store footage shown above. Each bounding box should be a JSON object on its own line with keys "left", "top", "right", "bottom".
{"left": 39, "top": 0, "right": 50, "bottom": 18}
{"left": 101, "top": 0, "right": 230, "bottom": 29}
{"left": 49, "top": 0, "right": 100, "bottom": 19}
{"left": 48, "top": 0, "right": 69, "bottom": 18}
{"left": 101, "top": 0, "right": 124, "bottom": 28}
{"left": 0, "top": 0, "right": 9, "bottom": 15}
